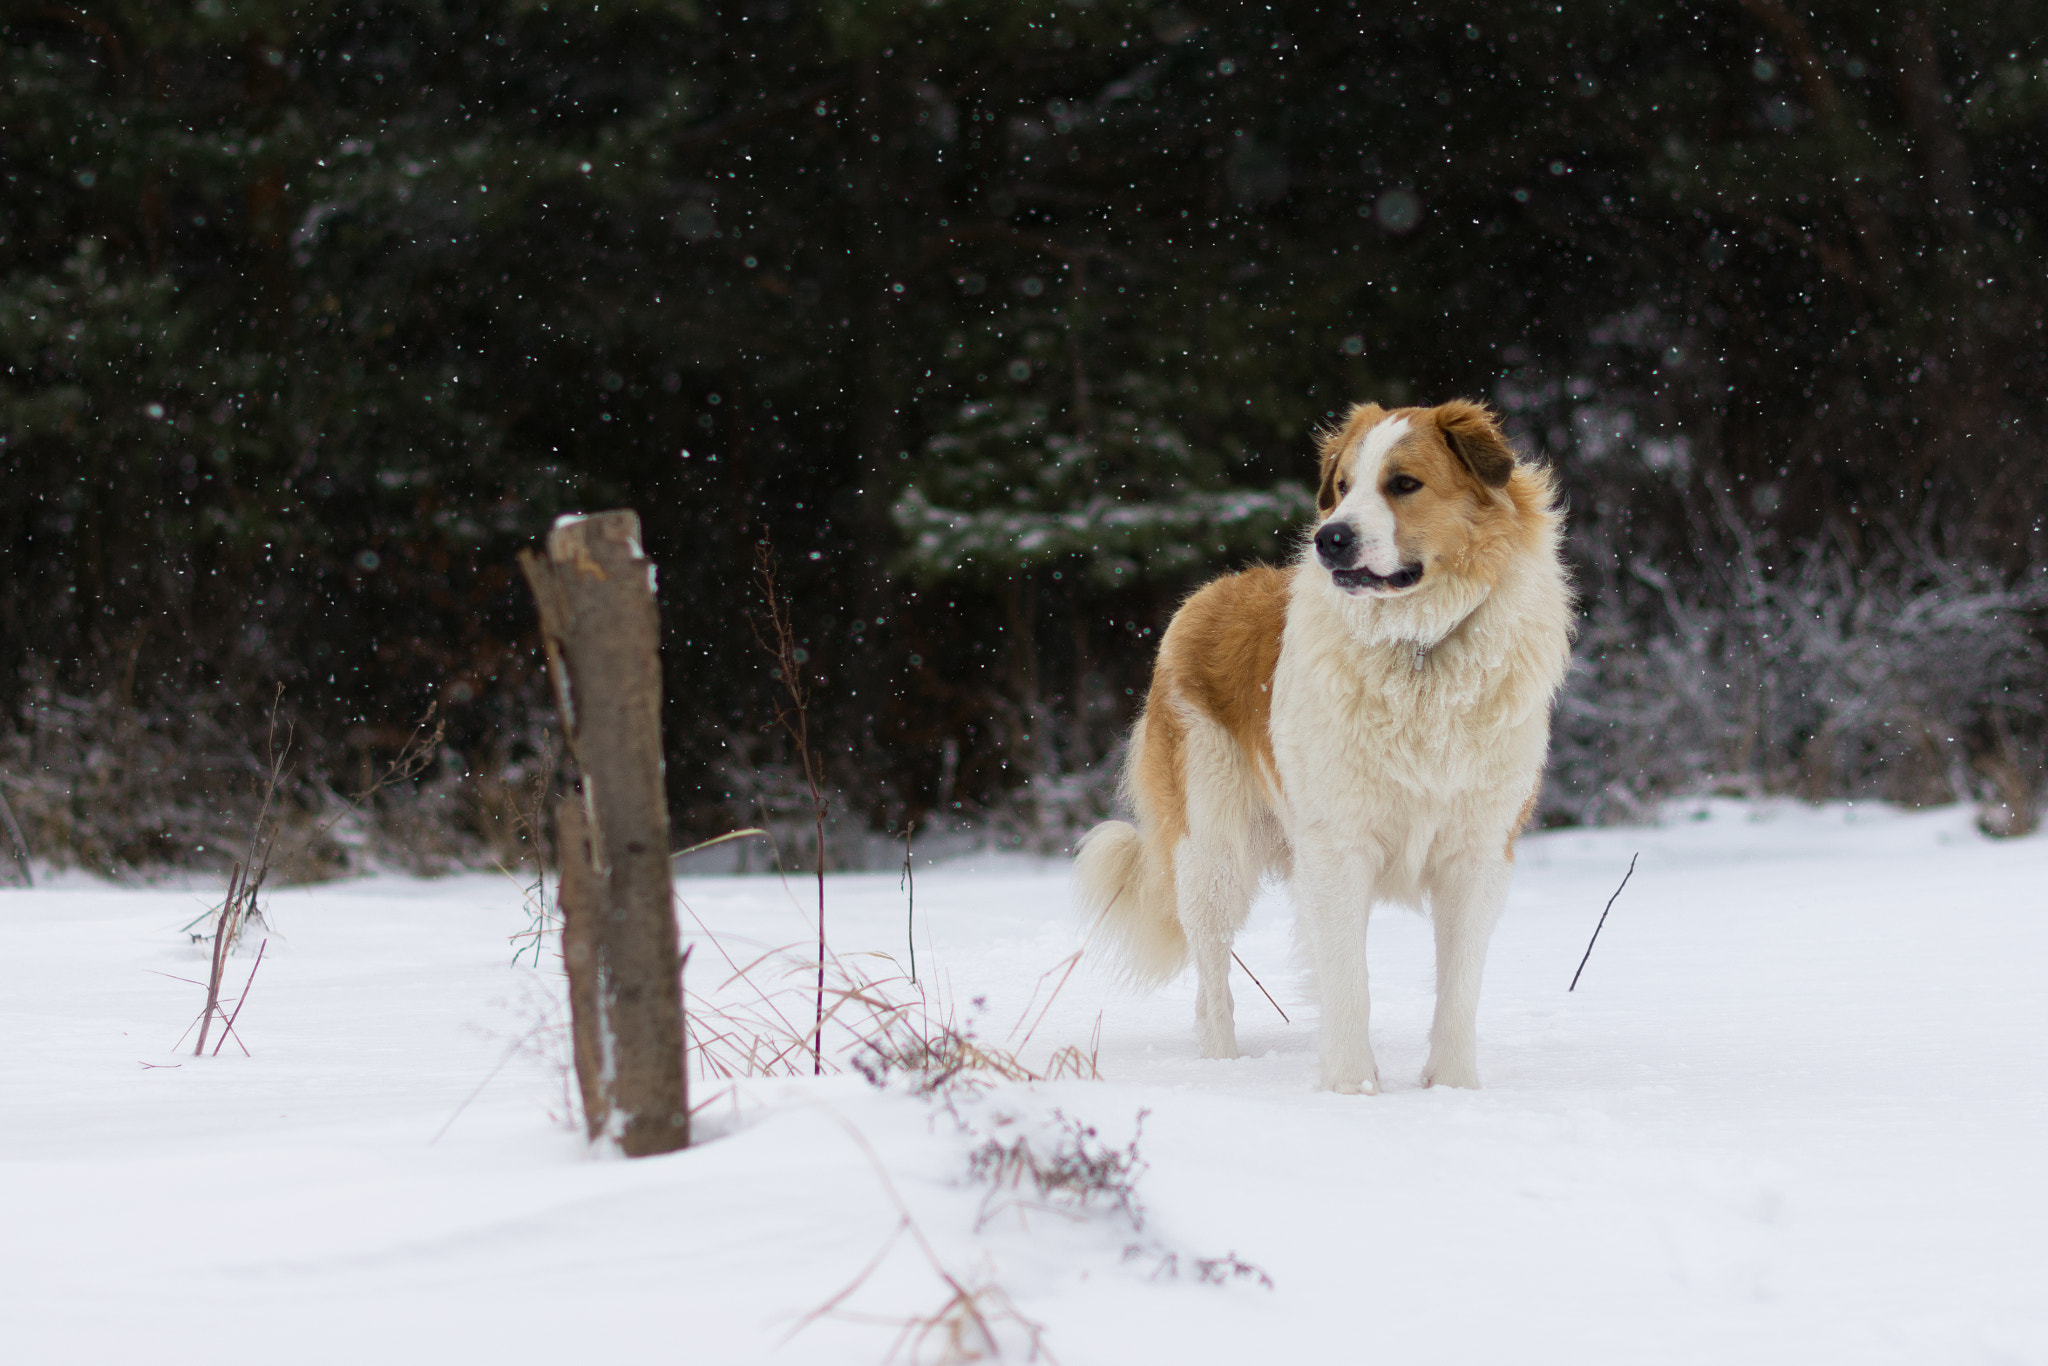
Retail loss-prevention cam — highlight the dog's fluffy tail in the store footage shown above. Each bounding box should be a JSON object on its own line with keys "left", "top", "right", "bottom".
{"left": 1073, "top": 818, "right": 1186, "bottom": 987}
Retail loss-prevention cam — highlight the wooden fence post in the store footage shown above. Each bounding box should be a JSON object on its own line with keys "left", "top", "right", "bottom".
{"left": 554, "top": 796, "right": 611, "bottom": 1140}
{"left": 519, "top": 510, "right": 687, "bottom": 1156}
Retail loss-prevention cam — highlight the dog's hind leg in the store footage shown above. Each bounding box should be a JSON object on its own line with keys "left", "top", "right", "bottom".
{"left": 1175, "top": 834, "right": 1257, "bottom": 1059}
{"left": 1170, "top": 711, "right": 1271, "bottom": 1061}
{"left": 1422, "top": 853, "right": 1511, "bottom": 1089}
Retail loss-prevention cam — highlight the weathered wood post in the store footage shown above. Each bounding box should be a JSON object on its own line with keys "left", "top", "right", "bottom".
{"left": 519, "top": 511, "right": 687, "bottom": 1156}
{"left": 554, "top": 797, "right": 611, "bottom": 1138}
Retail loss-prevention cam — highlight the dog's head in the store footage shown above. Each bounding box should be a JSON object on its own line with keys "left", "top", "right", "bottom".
{"left": 1310, "top": 400, "right": 1523, "bottom": 600}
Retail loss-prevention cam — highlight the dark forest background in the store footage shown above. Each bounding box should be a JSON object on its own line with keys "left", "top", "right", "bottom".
{"left": 4, "top": 0, "right": 2045, "bottom": 875}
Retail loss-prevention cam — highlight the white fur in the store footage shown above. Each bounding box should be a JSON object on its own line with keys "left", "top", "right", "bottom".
{"left": 1330, "top": 414, "right": 1411, "bottom": 575}
{"left": 1079, "top": 482, "right": 1573, "bottom": 1093}
{"left": 1272, "top": 536, "right": 1568, "bottom": 1090}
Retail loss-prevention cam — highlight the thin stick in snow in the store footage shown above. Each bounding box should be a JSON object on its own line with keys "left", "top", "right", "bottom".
{"left": 1231, "top": 951, "right": 1289, "bottom": 1023}
{"left": 790, "top": 1105, "right": 1052, "bottom": 1363}
{"left": 211, "top": 939, "right": 268, "bottom": 1056}
{"left": 194, "top": 860, "right": 243, "bottom": 1057}
{"left": 429, "top": 1034, "right": 532, "bottom": 1146}
{"left": 1570, "top": 852, "right": 1638, "bottom": 992}
{"left": 750, "top": 538, "right": 829, "bottom": 1076}
{"left": 900, "top": 817, "right": 917, "bottom": 986}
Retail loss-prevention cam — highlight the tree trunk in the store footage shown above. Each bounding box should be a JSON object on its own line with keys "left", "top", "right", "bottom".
{"left": 519, "top": 511, "right": 688, "bottom": 1156}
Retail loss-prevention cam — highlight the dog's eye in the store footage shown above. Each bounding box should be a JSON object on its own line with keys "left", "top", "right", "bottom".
{"left": 1336, "top": 478, "right": 1350, "bottom": 495}
{"left": 1386, "top": 474, "right": 1423, "bottom": 495}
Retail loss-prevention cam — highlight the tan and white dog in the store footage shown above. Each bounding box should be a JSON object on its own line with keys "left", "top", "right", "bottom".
{"left": 1074, "top": 400, "right": 1573, "bottom": 1092}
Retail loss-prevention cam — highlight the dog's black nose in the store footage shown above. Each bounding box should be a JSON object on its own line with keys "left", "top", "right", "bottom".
{"left": 1314, "top": 521, "right": 1357, "bottom": 568}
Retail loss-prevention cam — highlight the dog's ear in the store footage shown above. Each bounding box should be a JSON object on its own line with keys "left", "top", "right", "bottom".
{"left": 1317, "top": 404, "right": 1383, "bottom": 514}
{"left": 1435, "top": 400, "right": 1515, "bottom": 488}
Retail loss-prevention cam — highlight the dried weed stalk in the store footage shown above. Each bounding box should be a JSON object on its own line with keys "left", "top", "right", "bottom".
{"left": 794, "top": 1111, "right": 1056, "bottom": 1366}
{"left": 752, "top": 537, "right": 830, "bottom": 1076}
{"left": 188, "top": 696, "right": 290, "bottom": 1055}
{"left": 967, "top": 1109, "right": 1149, "bottom": 1233}
{"left": 173, "top": 694, "right": 445, "bottom": 1055}
{"left": 501, "top": 730, "right": 559, "bottom": 968}
{"left": 901, "top": 817, "right": 918, "bottom": 985}
{"left": 1121, "top": 1247, "right": 1273, "bottom": 1290}
{"left": 774, "top": 944, "right": 1263, "bottom": 1364}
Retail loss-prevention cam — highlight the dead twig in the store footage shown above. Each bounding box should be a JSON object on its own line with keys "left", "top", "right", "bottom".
{"left": 790, "top": 1107, "right": 1057, "bottom": 1364}
{"left": 1231, "top": 951, "right": 1288, "bottom": 1023}
{"left": 968, "top": 1108, "right": 1149, "bottom": 1233}
{"left": 1124, "top": 1246, "right": 1273, "bottom": 1289}
{"left": 678, "top": 827, "right": 771, "bottom": 858}
{"left": 194, "top": 857, "right": 272, "bottom": 1052}
{"left": 901, "top": 817, "right": 918, "bottom": 986}
{"left": 430, "top": 1021, "right": 551, "bottom": 1145}
{"left": 212, "top": 939, "right": 268, "bottom": 1056}
{"left": 190, "top": 690, "right": 291, "bottom": 1056}
{"left": 176, "top": 696, "right": 445, "bottom": 938}
{"left": 502, "top": 729, "right": 558, "bottom": 968}
{"left": 752, "top": 537, "right": 830, "bottom": 1076}
{"left": 1570, "top": 852, "right": 1638, "bottom": 992}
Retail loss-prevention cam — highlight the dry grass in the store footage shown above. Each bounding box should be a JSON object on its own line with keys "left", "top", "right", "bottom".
{"left": 677, "top": 908, "right": 1100, "bottom": 1094}
{"left": 966, "top": 1109, "right": 1148, "bottom": 1233}
{"left": 677, "top": 871, "right": 1098, "bottom": 1363}
{"left": 671, "top": 843, "right": 1107, "bottom": 1100}
{"left": 793, "top": 1111, "right": 1057, "bottom": 1366}
{"left": 495, "top": 731, "right": 559, "bottom": 969}
{"left": 599, "top": 865, "right": 1266, "bottom": 1364}
{"left": 751, "top": 538, "right": 832, "bottom": 1074}
{"left": 176, "top": 696, "right": 291, "bottom": 1056}
{"left": 1121, "top": 1247, "right": 1273, "bottom": 1289}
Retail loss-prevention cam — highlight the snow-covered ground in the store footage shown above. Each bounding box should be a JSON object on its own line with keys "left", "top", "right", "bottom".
{"left": 4, "top": 800, "right": 2046, "bottom": 1365}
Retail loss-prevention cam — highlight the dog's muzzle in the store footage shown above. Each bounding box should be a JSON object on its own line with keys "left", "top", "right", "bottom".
{"left": 1315, "top": 521, "right": 1423, "bottom": 592}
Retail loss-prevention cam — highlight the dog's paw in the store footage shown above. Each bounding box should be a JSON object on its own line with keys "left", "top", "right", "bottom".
{"left": 1421, "top": 1058, "right": 1480, "bottom": 1089}
{"left": 1323, "top": 1072, "right": 1380, "bottom": 1096}
{"left": 1196, "top": 1023, "right": 1239, "bottom": 1061}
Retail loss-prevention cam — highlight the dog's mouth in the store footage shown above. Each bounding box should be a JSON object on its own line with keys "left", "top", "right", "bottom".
{"left": 1331, "top": 563, "right": 1424, "bottom": 594}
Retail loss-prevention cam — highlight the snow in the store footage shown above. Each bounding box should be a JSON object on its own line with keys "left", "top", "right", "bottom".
{"left": 4, "top": 800, "right": 2046, "bottom": 1365}
{"left": 892, "top": 483, "right": 1315, "bottom": 576}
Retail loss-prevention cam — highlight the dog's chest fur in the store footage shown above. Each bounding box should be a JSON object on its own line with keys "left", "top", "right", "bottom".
{"left": 1267, "top": 546, "right": 1571, "bottom": 879}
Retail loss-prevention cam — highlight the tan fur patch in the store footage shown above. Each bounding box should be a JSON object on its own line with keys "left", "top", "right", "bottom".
{"left": 1130, "top": 680, "right": 1189, "bottom": 854}
{"left": 1433, "top": 399, "right": 1515, "bottom": 487}
{"left": 1142, "top": 565, "right": 1292, "bottom": 811}
{"left": 1506, "top": 783, "right": 1541, "bottom": 862}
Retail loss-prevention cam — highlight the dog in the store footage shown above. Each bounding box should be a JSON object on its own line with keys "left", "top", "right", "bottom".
{"left": 1074, "top": 400, "right": 1573, "bottom": 1092}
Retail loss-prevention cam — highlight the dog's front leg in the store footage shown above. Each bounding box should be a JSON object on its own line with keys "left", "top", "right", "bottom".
{"left": 1297, "top": 846, "right": 1379, "bottom": 1094}
{"left": 1423, "top": 855, "right": 1510, "bottom": 1089}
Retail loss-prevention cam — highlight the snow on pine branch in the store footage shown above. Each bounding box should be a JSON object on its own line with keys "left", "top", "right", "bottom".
{"left": 892, "top": 483, "right": 1316, "bottom": 582}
